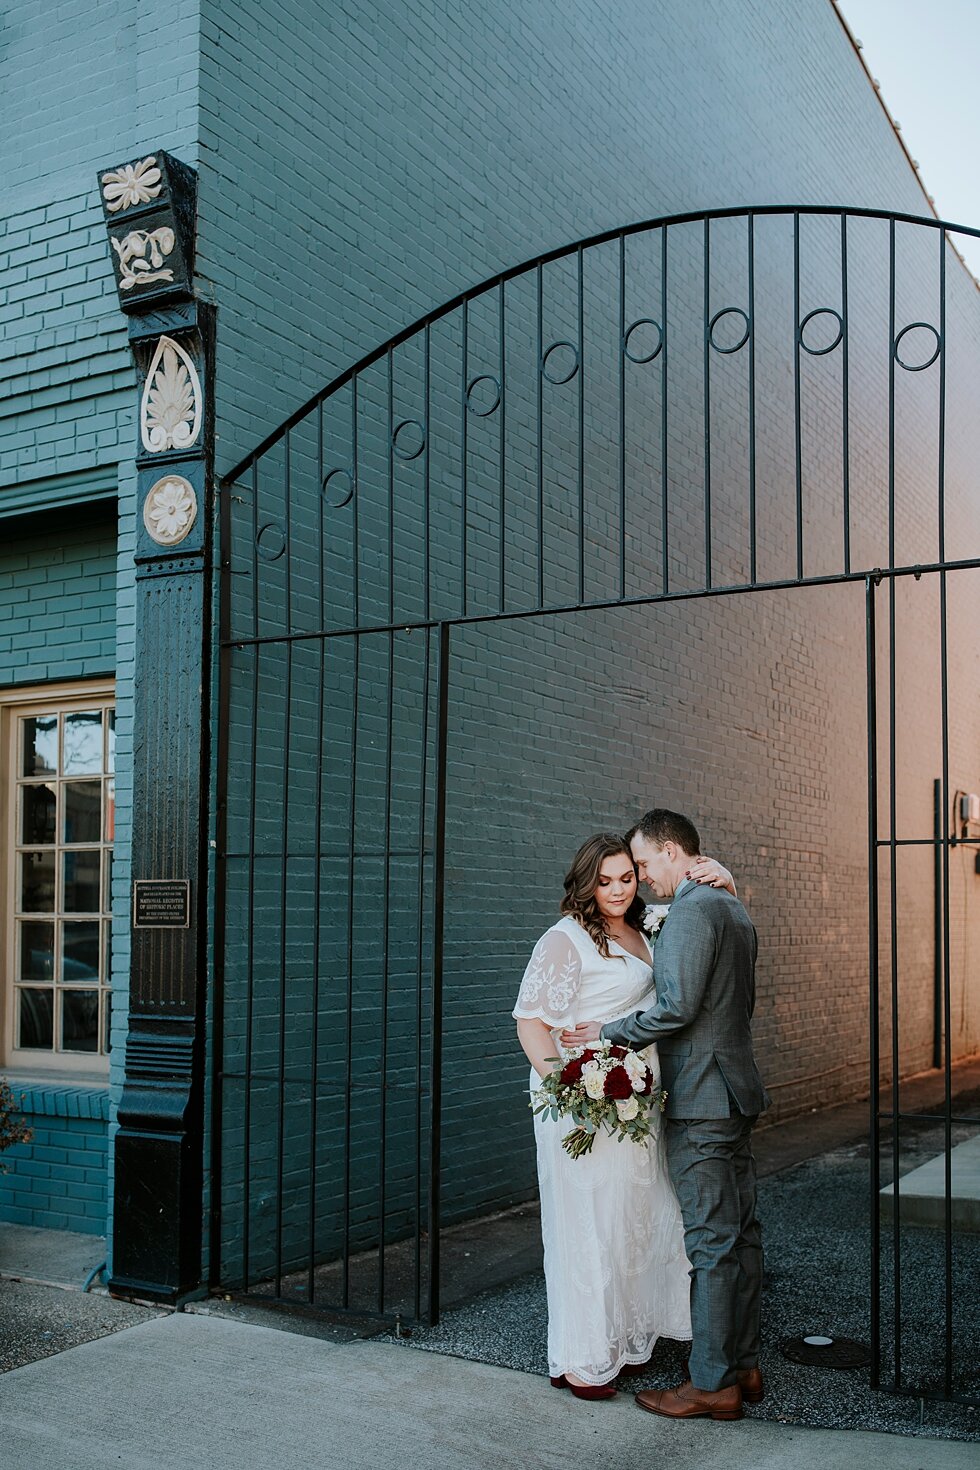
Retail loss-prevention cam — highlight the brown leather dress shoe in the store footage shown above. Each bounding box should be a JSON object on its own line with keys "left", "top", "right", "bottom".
{"left": 681, "top": 1361, "right": 764, "bottom": 1404}
{"left": 635, "top": 1380, "right": 743, "bottom": 1421}
{"left": 737, "top": 1366, "right": 764, "bottom": 1404}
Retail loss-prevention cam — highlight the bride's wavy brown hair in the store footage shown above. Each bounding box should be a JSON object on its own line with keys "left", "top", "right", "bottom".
{"left": 560, "top": 833, "right": 645, "bottom": 959}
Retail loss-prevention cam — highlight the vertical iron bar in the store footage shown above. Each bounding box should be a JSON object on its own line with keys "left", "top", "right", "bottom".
{"left": 460, "top": 302, "right": 469, "bottom": 617}
{"left": 937, "top": 229, "right": 953, "bottom": 1399}
{"left": 498, "top": 283, "right": 506, "bottom": 614}
{"left": 841, "top": 214, "right": 851, "bottom": 575}
{"left": 413, "top": 624, "right": 432, "bottom": 1322}
{"left": 241, "top": 459, "right": 260, "bottom": 1291}
{"left": 377, "top": 629, "right": 394, "bottom": 1314}
{"left": 661, "top": 228, "right": 669, "bottom": 594}
{"left": 932, "top": 777, "right": 942, "bottom": 1072}
{"left": 341, "top": 635, "right": 359, "bottom": 1308}
{"left": 618, "top": 233, "right": 626, "bottom": 601}
{"left": 306, "top": 405, "right": 328, "bottom": 1303}
{"left": 793, "top": 212, "right": 803, "bottom": 581}
{"left": 352, "top": 377, "right": 360, "bottom": 629}
{"left": 536, "top": 265, "right": 544, "bottom": 610}
{"left": 428, "top": 620, "right": 450, "bottom": 1325}
{"left": 274, "top": 432, "right": 294, "bottom": 1297}
{"left": 209, "top": 470, "right": 233, "bottom": 1287}
{"left": 305, "top": 647, "right": 325, "bottom": 1302}
{"left": 866, "top": 574, "right": 881, "bottom": 1389}
{"left": 577, "top": 246, "right": 585, "bottom": 605}
{"left": 423, "top": 329, "right": 431, "bottom": 623}
{"left": 886, "top": 218, "right": 901, "bottom": 1389}
{"left": 703, "top": 217, "right": 712, "bottom": 589}
{"left": 748, "top": 213, "right": 757, "bottom": 586}
{"left": 388, "top": 348, "right": 395, "bottom": 626}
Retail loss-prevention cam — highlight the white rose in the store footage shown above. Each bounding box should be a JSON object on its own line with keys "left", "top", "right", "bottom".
{"left": 616, "top": 1095, "right": 640, "bottom": 1121}
{"left": 583, "top": 1062, "right": 607, "bottom": 1100}
{"left": 624, "top": 1052, "right": 647, "bottom": 1091}
{"left": 643, "top": 904, "right": 671, "bottom": 935}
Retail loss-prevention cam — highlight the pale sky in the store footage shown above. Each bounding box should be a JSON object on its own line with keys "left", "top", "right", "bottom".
{"left": 839, "top": 0, "right": 980, "bottom": 277}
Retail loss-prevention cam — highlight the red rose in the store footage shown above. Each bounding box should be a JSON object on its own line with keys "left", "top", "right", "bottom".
{"left": 561, "top": 1056, "right": 586, "bottom": 1085}
{"left": 604, "top": 1065, "right": 634, "bottom": 1100}
{"left": 640, "top": 1069, "right": 654, "bottom": 1095}
{"left": 608, "top": 1045, "right": 627, "bottom": 1059}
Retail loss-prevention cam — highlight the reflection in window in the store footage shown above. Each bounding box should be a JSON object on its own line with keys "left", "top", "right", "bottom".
{"left": 10, "top": 698, "right": 114, "bottom": 1062}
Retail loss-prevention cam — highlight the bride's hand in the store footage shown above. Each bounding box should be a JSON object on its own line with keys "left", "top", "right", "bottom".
{"left": 558, "top": 1020, "right": 602, "bottom": 1049}
{"left": 687, "top": 855, "right": 736, "bottom": 896}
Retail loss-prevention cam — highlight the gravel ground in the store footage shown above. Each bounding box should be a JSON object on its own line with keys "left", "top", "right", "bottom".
{"left": 0, "top": 1279, "right": 162, "bottom": 1373}
{"left": 396, "top": 1134, "right": 980, "bottom": 1443}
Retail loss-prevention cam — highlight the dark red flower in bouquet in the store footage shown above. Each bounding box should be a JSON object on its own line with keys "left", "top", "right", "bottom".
{"left": 560, "top": 1055, "right": 586, "bottom": 1085}
{"left": 608, "top": 1044, "right": 627, "bottom": 1059}
{"left": 640, "top": 1068, "right": 655, "bottom": 1095}
{"left": 604, "top": 1065, "right": 634, "bottom": 1100}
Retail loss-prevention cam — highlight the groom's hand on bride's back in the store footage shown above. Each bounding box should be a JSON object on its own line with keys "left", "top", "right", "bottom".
{"left": 559, "top": 1020, "right": 602, "bottom": 1048}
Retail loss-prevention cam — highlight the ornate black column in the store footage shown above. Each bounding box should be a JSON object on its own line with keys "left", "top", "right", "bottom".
{"left": 96, "top": 153, "right": 214, "bottom": 1302}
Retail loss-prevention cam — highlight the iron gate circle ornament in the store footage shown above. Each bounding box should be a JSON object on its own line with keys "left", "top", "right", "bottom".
{"left": 256, "top": 520, "right": 287, "bottom": 561}
{"left": 893, "top": 321, "right": 942, "bottom": 372}
{"left": 322, "top": 468, "right": 355, "bottom": 508}
{"left": 623, "top": 318, "right": 664, "bottom": 364}
{"left": 707, "top": 307, "right": 751, "bottom": 355}
{"left": 540, "top": 340, "right": 580, "bottom": 384}
{"left": 798, "top": 308, "right": 844, "bottom": 357}
{"left": 392, "top": 418, "right": 427, "bottom": 460}
{"left": 465, "top": 374, "right": 502, "bottom": 417}
{"left": 142, "top": 475, "right": 198, "bottom": 546}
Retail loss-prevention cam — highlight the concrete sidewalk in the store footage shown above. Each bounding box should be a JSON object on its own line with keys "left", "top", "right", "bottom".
{"left": 0, "top": 1312, "right": 975, "bottom": 1470}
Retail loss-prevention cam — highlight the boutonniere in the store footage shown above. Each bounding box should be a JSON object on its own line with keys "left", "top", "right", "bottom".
{"left": 642, "top": 903, "right": 671, "bottom": 937}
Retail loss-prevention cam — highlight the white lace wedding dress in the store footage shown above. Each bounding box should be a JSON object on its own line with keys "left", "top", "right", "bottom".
{"left": 513, "top": 915, "right": 692, "bottom": 1385}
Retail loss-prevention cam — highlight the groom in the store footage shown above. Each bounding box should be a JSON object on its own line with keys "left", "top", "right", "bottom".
{"left": 560, "top": 808, "right": 770, "bottom": 1421}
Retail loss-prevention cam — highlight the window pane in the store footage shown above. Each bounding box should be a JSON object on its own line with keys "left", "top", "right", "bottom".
{"left": 22, "top": 715, "right": 58, "bottom": 776}
{"left": 21, "top": 784, "right": 57, "bottom": 845}
{"left": 105, "top": 778, "right": 115, "bottom": 843}
{"left": 104, "top": 919, "right": 113, "bottom": 983}
{"left": 61, "top": 990, "right": 99, "bottom": 1052}
{"left": 20, "top": 851, "right": 56, "bottom": 912}
{"left": 63, "top": 781, "right": 102, "bottom": 844}
{"left": 63, "top": 711, "right": 103, "bottom": 775}
{"left": 104, "top": 988, "right": 113, "bottom": 1055}
{"left": 63, "top": 851, "right": 101, "bottom": 913}
{"left": 18, "top": 987, "right": 54, "bottom": 1049}
{"left": 20, "top": 921, "right": 54, "bottom": 982}
{"left": 107, "top": 709, "right": 116, "bottom": 774}
{"left": 63, "top": 921, "right": 100, "bottom": 983}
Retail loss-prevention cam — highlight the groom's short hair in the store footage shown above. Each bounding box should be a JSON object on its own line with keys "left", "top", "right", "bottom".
{"left": 628, "top": 808, "right": 701, "bottom": 856}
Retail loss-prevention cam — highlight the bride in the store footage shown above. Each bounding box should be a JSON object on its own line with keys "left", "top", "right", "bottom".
{"left": 513, "top": 832, "right": 735, "bottom": 1399}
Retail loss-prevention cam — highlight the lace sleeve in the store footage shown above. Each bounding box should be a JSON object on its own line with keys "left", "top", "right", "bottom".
{"left": 512, "top": 927, "right": 583, "bottom": 1026}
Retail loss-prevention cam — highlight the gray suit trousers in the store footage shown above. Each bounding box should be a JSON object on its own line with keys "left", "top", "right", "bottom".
{"left": 664, "top": 1113, "right": 763, "bottom": 1392}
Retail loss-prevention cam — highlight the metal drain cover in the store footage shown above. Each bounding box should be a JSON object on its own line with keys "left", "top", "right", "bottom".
{"left": 780, "top": 1335, "right": 871, "bottom": 1369}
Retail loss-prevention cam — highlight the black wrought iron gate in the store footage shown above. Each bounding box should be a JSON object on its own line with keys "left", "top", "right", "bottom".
{"left": 215, "top": 206, "right": 980, "bottom": 1403}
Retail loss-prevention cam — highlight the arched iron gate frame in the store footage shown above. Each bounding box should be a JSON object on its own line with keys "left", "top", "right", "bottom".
{"left": 215, "top": 205, "right": 980, "bottom": 1406}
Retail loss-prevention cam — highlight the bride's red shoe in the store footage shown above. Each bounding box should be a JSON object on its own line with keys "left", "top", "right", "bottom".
{"left": 550, "top": 1374, "right": 618, "bottom": 1400}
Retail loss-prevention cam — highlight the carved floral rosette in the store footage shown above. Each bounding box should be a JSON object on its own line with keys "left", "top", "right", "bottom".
{"left": 142, "top": 476, "right": 198, "bottom": 547}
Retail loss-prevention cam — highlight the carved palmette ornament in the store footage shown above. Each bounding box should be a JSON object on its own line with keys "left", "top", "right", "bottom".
{"left": 141, "top": 337, "right": 203, "bottom": 453}
{"left": 143, "top": 476, "right": 198, "bottom": 546}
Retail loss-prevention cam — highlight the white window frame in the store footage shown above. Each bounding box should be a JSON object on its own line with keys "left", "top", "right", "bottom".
{"left": 0, "top": 679, "right": 115, "bottom": 1078}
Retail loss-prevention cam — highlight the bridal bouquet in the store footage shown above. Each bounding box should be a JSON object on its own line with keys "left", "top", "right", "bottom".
{"left": 532, "top": 1041, "right": 667, "bottom": 1159}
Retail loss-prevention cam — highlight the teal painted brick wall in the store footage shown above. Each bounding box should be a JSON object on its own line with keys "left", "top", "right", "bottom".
{"left": 1, "top": 0, "right": 203, "bottom": 1256}
{"left": 0, "top": 508, "right": 117, "bottom": 684}
{"left": 198, "top": 0, "right": 980, "bottom": 1281}
{"left": 0, "top": 1086, "right": 110, "bottom": 1236}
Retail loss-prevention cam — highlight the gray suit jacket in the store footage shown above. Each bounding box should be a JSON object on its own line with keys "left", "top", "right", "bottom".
{"left": 602, "top": 883, "right": 770, "bottom": 1119}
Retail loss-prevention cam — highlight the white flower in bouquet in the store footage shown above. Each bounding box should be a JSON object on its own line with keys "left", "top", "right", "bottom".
{"left": 643, "top": 903, "right": 670, "bottom": 936}
{"left": 583, "top": 1061, "right": 607, "bottom": 1100}
{"left": 624, "top": 1051, "right": 648, "bottom": 1091}
{"left": 615, "top": 1095, "right": 640, "bottom": 1121}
